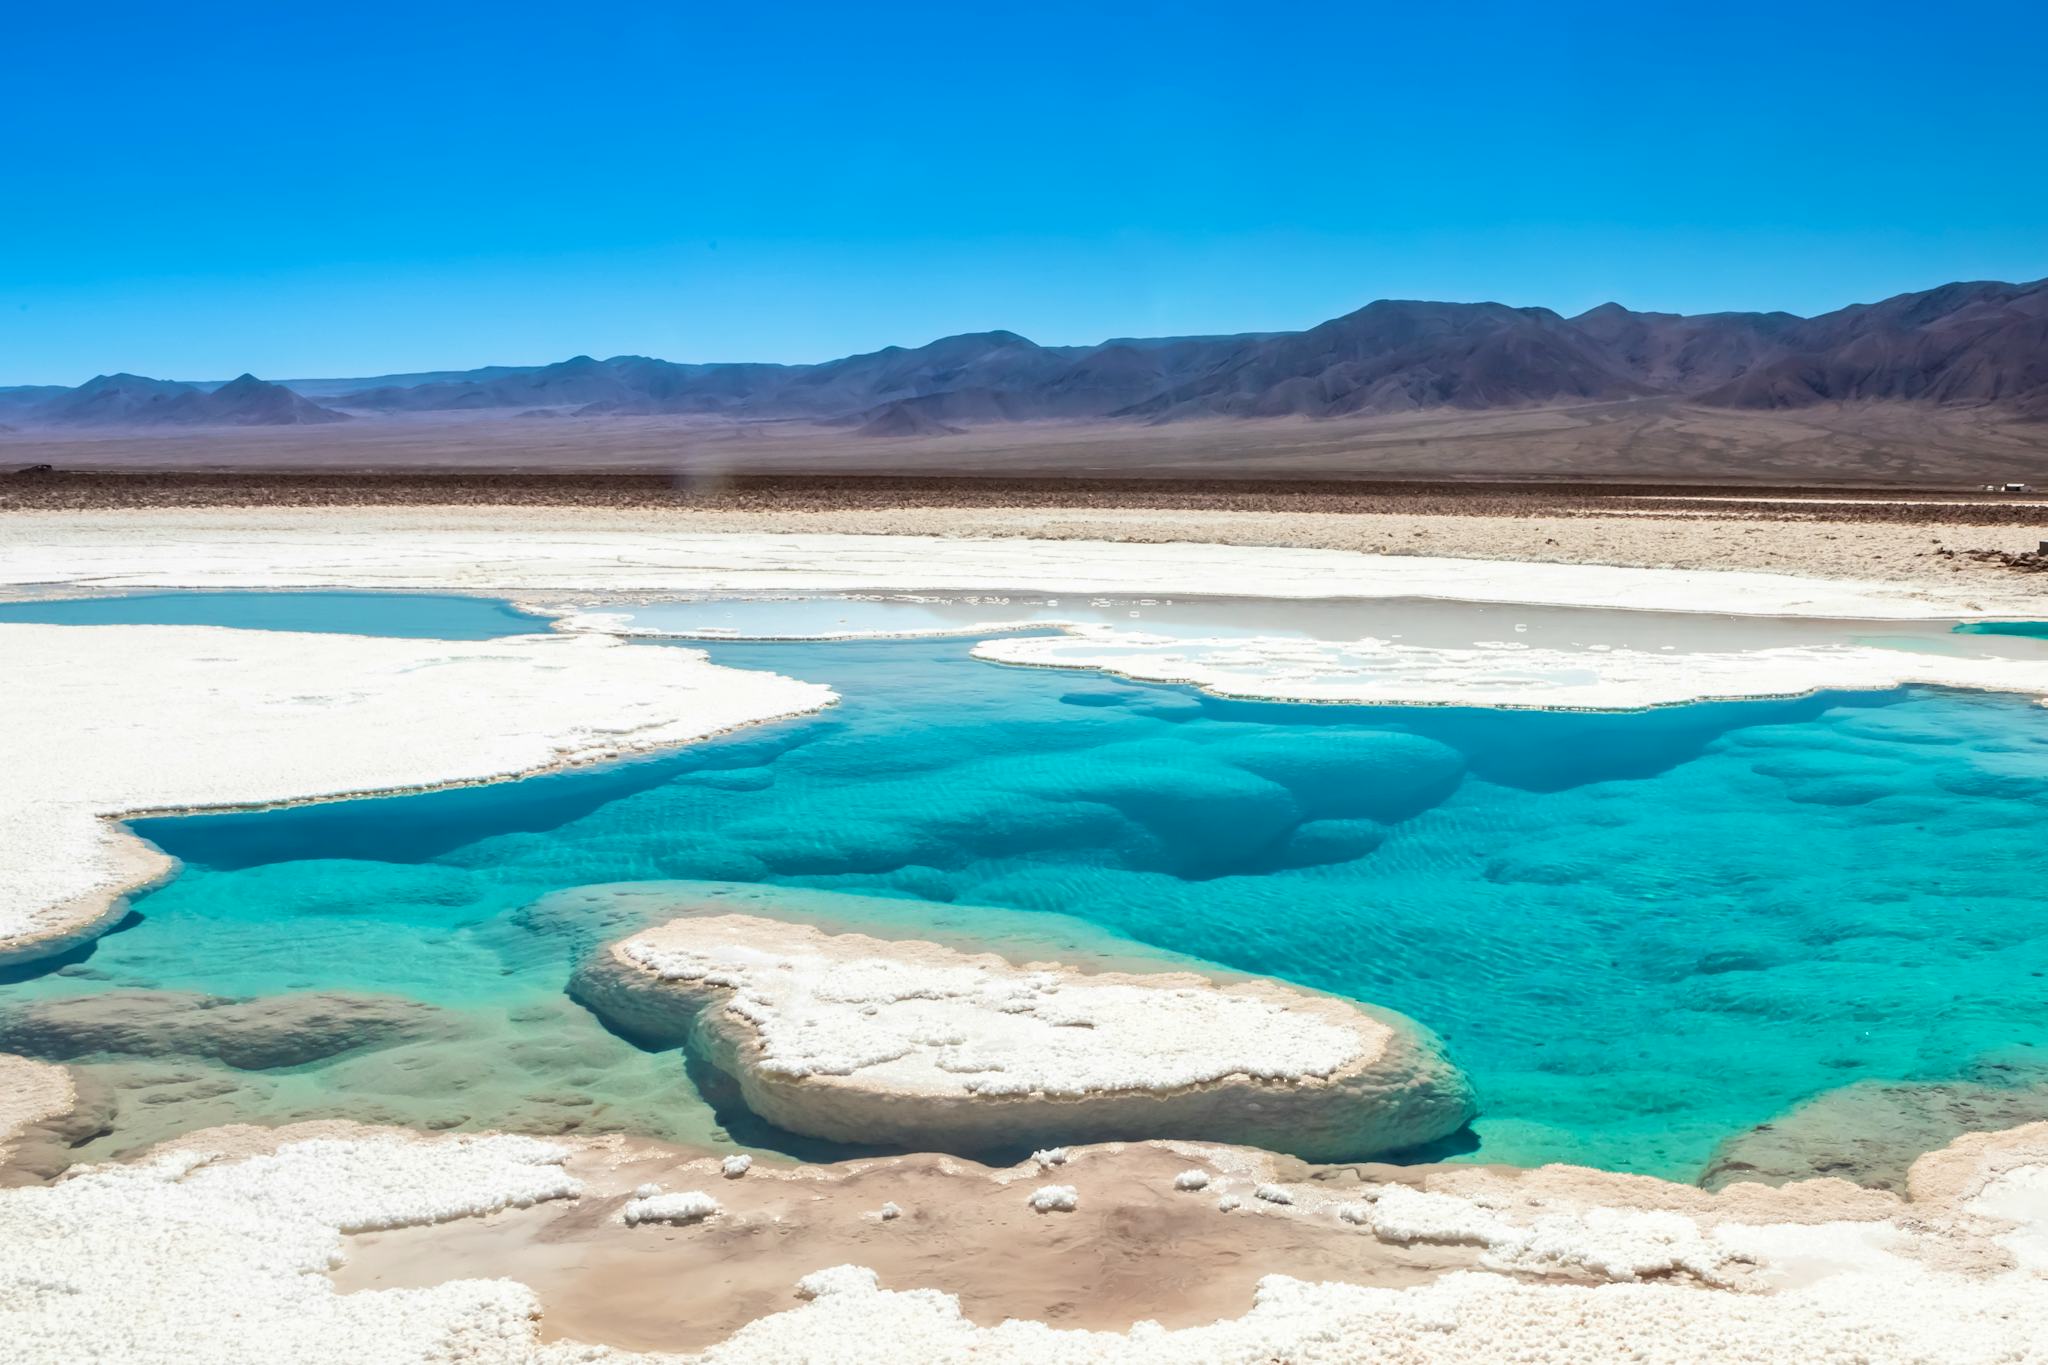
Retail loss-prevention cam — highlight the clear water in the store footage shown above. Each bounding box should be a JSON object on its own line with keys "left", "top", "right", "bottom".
{"left": 0, "top": 590, "right": 552, "bottom": 639}
{"left": 1955, "top": 620, "right": 2048, "bottom": 640}
{"left": 9, "top": 593, "right": 2048, "bottom": 1180}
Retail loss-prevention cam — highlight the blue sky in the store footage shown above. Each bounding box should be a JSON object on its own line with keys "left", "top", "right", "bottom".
{"left": 4, "top": 0, "right": 2044, "bottom": 383}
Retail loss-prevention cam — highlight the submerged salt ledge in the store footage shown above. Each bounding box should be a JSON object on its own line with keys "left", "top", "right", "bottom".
{"left": 572, "top": 911, "right": 1474, "bottom": 1161}
{"left": 0, "top": 623, "right": 834, "bottom": 963}
{"left": 975, "top": 626, "right": 2048, "bottom": 710}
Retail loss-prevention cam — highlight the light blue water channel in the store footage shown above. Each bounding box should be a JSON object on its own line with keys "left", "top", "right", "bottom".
{"left": 7, "top": 592, "right": 2048, "bottom": 1179}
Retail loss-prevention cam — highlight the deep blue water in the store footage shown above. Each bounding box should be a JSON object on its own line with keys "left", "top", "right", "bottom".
{"left": 0, "top": 590, "right": 552, "bottom": 638}
{"left": 10, "top": 593, "right": 2048, "bottom": 1177}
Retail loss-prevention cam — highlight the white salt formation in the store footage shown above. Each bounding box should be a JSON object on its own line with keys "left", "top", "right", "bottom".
{"left": 1027, "top": 1184, "right": 1079, "bottom": 1213}
{"left": 0, "top": 1127, "right": 580, "bottom": 1362}
{"left": 722, "top": 1154, "right": 753, "bottom": 1179}
{"left": 1173, "top": 1169, "right": 1210, "bottom": 1191}
{"left": 975, "top": 627, "right": 2048, "bottom": 711}
{"left": 572, "top": 912, "right": 1475, "bottom": 1161}
{"left": 0, "top": 624, "right": 833, "bottom": 963}
{"left": 621, "top": 1189, "right": 722, "bottom": 1226}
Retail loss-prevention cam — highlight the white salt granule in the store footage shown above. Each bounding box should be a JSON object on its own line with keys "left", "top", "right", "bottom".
{"left": 622, "top": 1190, "right": 721, "bottom": 1226}
{"left": 722, "top": 1154, "right": 753, "bottom": 1179}
{"left": 1028, "top": 1185, "right": 1079, "bottom": 1213}
{"left": 1218, "top": 1195, "right": 1242, "bottom": 1212}
{"left": 1173, "top": 1170, "right": 1210, "bottom": 1192}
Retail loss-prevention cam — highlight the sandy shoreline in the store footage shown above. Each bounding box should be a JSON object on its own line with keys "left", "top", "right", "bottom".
{"left": 8, "top": 1090, "right": 2048, "bottom": 1362}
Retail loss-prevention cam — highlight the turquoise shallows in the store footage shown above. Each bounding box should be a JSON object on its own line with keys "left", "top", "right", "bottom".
{"left": 7, "top": 597, "right": 2048, "bottom": 1178}
{"left": 0, "top": 590, "right": 553, "bottom": 638}
{"left": 1954, "top": 620, "right": 2048, "bottom": 639}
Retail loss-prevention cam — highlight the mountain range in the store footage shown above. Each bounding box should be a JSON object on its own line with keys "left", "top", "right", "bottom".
{"left": 7, "top": 374, "right": 351, "bottom": 426}
{"left": 7, "top": 277, "right": 2044, "bottom": 430}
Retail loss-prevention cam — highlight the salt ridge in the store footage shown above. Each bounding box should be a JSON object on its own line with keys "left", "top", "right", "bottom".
{"left": 972, "top": 625, "right": 2048, "bottom": 710}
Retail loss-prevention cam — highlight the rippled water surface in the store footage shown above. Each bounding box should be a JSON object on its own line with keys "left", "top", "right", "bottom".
{"left": 8, "top": 592, "right": 2048, "bottom": 1178}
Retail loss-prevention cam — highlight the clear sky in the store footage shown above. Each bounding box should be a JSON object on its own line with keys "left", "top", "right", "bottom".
{"left": 4, "top": 0, "right": 2045, "bottom": 384}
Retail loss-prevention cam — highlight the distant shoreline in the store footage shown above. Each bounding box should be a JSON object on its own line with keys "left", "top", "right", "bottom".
{"left": 7, "top": 468, "right": 2048, "bottom": 524}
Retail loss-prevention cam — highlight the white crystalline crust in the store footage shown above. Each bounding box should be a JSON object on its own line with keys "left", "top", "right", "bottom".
{"left": 974, "top": 627, "right": 2048, "bottom": 711}
{"left": 0, "top": 624, "right": 834, "bottom": 962}
{"left": 0, "top": 521, "right": 2014, "bottom": 619}
{"left": 0, "top": 1056, "right": 74, "bottom": 1158}
{"left": 1027, "top": 1185, "right": 1079, "bottom": 1213}
{"left": 621, "top": 1190, "right": 721, "bottom": 1226}
{"left": 577, "top": 912, "right": 1476, "bottom": 1160}
{"left": 618, "top": 916, "right": 1367, "bottom": 1092}
{"left": 0, "top": 1128, "right": 579, "bottom": 1364}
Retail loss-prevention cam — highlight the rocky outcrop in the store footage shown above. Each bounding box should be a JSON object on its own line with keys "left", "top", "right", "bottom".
{"left": 571, "top": 911, "right": 1475, "bottom": 1162}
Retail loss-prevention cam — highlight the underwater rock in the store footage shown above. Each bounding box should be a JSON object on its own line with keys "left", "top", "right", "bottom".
{"left": 0, "top": 989, "right": 448, "bottom": 1071}
{"left": 570, "top": 911, "right": 1475, "bottom": 1162}
{"left": 1702, "top": 1075, "right": 2048, "bottom": 1192}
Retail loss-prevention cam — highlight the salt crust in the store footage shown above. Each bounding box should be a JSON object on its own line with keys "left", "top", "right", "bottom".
{"left": 0, "top": 1056, "right": 74, "bottom": 1159}
{"left": 0, "top": 522, "right": 2010, "bottom": 619}
{"left": 975, "top": 627, "right": 2048, "bottom": 711}
{"left": 0, "top": 1126, "right": 579, "bottom": 1364}
{"left": 582, "top": 912, "right": 1474, "bottom": 1160}
{"left": 43, "top": 1118, "right": 2048, "bottom": 1361}
{"left": 0, "top": 624, "right": 834, "bottom": 963}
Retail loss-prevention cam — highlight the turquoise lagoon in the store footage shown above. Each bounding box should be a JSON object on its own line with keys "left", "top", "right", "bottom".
{"left": 8, "top": 592, "right": 2048, "bottom": 1180}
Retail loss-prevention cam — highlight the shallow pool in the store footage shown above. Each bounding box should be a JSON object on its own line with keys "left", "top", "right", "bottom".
{"left": 7, "top": 592, "right": 2048, "bottom": 1179}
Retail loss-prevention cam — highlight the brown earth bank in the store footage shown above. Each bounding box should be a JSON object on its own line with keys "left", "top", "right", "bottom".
{"left": 9, "top": 469, "right": 2048, "bottom": 525}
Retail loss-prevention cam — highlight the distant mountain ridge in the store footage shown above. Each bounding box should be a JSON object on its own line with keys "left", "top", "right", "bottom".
{"left": 8, "top": 278, "right": 2044, "bottom": 429}
{"left": 16, "top": 374, "right": 349, "bottom": 426}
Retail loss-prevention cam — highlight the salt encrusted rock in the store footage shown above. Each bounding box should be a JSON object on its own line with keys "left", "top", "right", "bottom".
{"left": 875, "top": 1201, "right": 903, "bottom": 1221}
{"left": 1253, "top": 1183, "right": 1294, "bottom": 1206}
{"left": 1031, "top": 1147, "right": 1069, "bottom": 1167}
{"left": 1173, "top": 1169, "right": 1210, "bottom": 1191}
{"left": 0, "top": 624, "right": 835, "bottom": 965}
{"left": 1028, "top": 1185, "right": 1079, "bottom": 1213}
{"left": 722, "top": 1154, "right": 753, "bottom": 1179}
{"left": 621, "top": 1189, "right": 721, "bottom": 1226}
{"left": 1217, "top": 1195, "right": 1242, "bottom": 1212}
{"left": 572, "top": 912, "right": 1476, "bottom": 1162}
